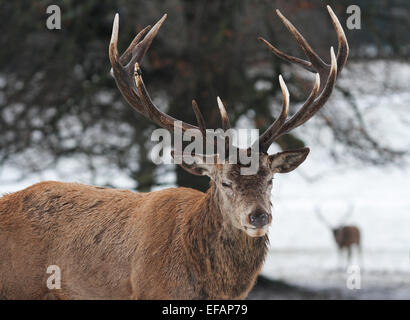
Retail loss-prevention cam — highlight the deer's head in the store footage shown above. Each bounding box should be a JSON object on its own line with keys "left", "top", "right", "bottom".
{"left": 174, "top": 149, "right": 308, "bottom": 237}
{"left": 109, "top": 6, "right": 348, "bottom": 237}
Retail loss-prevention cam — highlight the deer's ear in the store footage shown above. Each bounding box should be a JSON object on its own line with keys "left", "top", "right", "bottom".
{"left": 171, "top": 150, "right": 218, "bottom": 177}
{"left": 268, "top": 148, "right": 310, "bottom": 173}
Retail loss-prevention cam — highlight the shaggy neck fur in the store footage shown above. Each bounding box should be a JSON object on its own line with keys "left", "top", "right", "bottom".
{"left": 181, "top": 181, "right": 269, "bottom": 299}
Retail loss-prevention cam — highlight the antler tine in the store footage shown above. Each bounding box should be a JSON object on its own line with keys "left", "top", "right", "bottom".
{"left": 191, "top": 100, "right": 208, "bottom": 154}
{"left": 119, "top": 25, "right": 151, "bottom": 66}
{"left": 125, "top": 14, "right": 167, "bottom": 72}
{"left": 258, "top": 37, "right": 315, "bottom": 73}
{"left": 191, "top": 100, "right": 207, "bottom": 138}
{"left": 258, "top": 6, "right": 348, "bottom": 152}
{"left": 338, "top": 203, "right": 354, "bottom": 225}
{"left": 109, "top": 13, "right": 145, "bottom": 115}
{"left": 280, "top": 72, "right": 320, "bottom": 130}
{"left": 327, "top": 5, "right": 349, "bottom": 76}
{"left": 109, "top": 13, "right": 120, "bottom": 61}
{"left": 217, "top": 97, "right": 231, "bottom": 130}
{"left": 275, "top": 9, "right": 328, "bottom": 72}
{"left": 216, "top": 96, "right": 235, "bottom": 156}
{"left": 315, "top": 206, "right": 332, "bottom": 228}
{"left": 256, "top": 75, "right": 289, "bottom": 150}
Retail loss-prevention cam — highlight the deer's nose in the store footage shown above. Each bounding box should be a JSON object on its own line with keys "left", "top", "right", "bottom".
{"left": 248, "top": 211, "right": 271, "bottom": 228}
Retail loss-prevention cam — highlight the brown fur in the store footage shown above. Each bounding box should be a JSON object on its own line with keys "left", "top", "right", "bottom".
{"left": 332, "top": 225, "right": 361, "bottom": 266}
{"left": 333, "top": 226, "right": 361, "bottom": 249}
{"left": 0, "top": 181, "right": 267, "bottom": 299}
{"left": 0, "top": 5, "right": 348, "bottom": 299}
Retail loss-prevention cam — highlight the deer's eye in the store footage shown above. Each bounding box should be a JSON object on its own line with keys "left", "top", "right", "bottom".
{"left": 222, "top": 182, "right": 232, "bottom": 188}
{"left": 267, "top": 180, "right": 273, "bottom": 186}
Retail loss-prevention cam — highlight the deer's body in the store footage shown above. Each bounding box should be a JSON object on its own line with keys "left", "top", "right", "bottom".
{"left": 333, "top": 225, "right": 360, "bottom": 250}
{"left": 333, "top": 225, "right": 361, "bottom": 267}
{"left": 316, "top": 206, "right": 362, "bottom": 267}
{"left": 0, "top": 6, "right": 348, "bottom": 299}
{"left": 0, "top": 181, "right": 266, "bottom": 299}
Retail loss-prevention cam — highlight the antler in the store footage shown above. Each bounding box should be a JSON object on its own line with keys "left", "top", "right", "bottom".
{"left": 315, "top": 206, "right": 332, "bottom": 228}
{"left": 110, "top": 7, "right": 348, "bottom": 157}
{"left": 338, "top": 204, "right": 355, "bottom": 226}
{"left": 255, "top": 6, "right": 349, "bottom": 153}
{"left": 109, "top": 13, "right": 230, "bottom": 152}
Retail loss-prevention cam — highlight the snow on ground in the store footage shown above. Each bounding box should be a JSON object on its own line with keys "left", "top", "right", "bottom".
{"left": 261, "top": 164, "right": 410, "bottom": 298}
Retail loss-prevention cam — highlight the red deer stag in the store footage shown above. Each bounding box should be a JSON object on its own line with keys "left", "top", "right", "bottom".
{"left": 315, "top": 205, "right": 361, "bottom": 268}
{"left": 0, "top": 6, "right": 348, "bottom": 299}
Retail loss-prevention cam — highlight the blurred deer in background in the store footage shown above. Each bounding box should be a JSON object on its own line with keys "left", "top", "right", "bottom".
{"left": 315, "top": 205, "right": 362, "bottom": 269}
{"left": 0, "top": 6, "right": 348, "bottom": 299}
